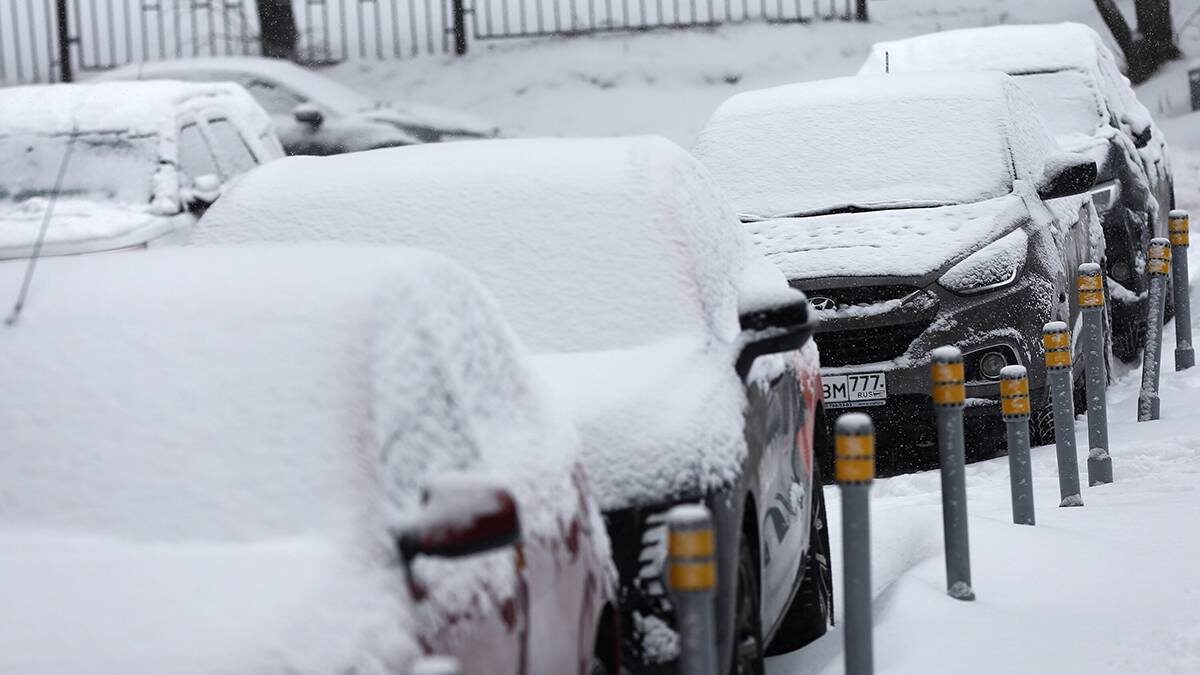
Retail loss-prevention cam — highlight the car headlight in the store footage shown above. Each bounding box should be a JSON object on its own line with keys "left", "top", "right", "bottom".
{"left": 1090, "top": 180, "right": 1121, "bottom": 212}
{"left": 939, "top": 229, "right": 1028, "bottom": 295}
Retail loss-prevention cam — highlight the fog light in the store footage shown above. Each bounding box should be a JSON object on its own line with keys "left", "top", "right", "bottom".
{"left": 979, "top": 351, "right": 1008, "bottom": 380}
{"left": 1111, "top": 261, "right": 1131, "bottom": 281}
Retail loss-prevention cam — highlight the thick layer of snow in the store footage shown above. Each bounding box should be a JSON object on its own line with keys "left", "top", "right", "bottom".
{"left": 693, "top": 72, "right": 1054, "bottom": 219}
{"left": 0, "top": 244, "right": 588, "bottom": 673}
{"left": 745, "top": 195, "right": 1028, "bottom": 281}
{"left": 196, "top": 136, "right": 749, "bottom": 353}
{"left": 938, "top": 228, "right": 1028, "bottom": 293}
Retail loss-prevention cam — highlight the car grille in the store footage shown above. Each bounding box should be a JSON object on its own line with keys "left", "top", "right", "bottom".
{"left": 791, "top": 283, "right": 922, "bottom": 308}
{"left": 815, "top": 319, "right": 930, "bottom": 367}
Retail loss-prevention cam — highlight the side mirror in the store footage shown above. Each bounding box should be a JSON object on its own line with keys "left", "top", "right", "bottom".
{"left": 398, "top": 477, "right": 520, "bottom": 564}
{"left": 1036, "top": 153, "right": 1097, "bottom": 201}
{"left": 293, "top": 103, "right": 324, "bottom": 129}
{"left": 736, "top": 296, "right": 816, "bottom": 378}
{"left": 1133, "top": 126, "right": 1153, "bottom": 149}
{"left": 182, "top": 174, "right": 222, "bottom": 212}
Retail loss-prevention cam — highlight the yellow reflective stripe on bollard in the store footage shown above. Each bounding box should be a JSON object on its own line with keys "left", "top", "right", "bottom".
{"left": 999, "top": 376, "right": 1029, "bottom": 398}
{"left": 1148, "top": 242, "right": 1172, "bottom": 275}
{"left": 835, "top": 433, "right": 875, "bottom": 483}
{"left": 668, "top": 530, "right": 714, "bottom": 558}
{"left": 1000, "top": 375, "right": 1031, "bottom": 417}
{"left": 931, "top": 361, "right": 965, "bottom": 383}
{"left": 668, "top": 560, "right": 716, "bottom": 591}
{"left": 931, "top": 360, "right": 966, "bottom": 405}
{"left": 1043, "top": 331, "right": 1069, "bottom": 349}
{"left": 1170, "top": 213, "right": 1189, "bottom": 246}
{"left": 1045, "top": 349, "right": 1072, "bottom": 368}
{"left": 1079, "top": 289, "right": 1105, "bottom": 307}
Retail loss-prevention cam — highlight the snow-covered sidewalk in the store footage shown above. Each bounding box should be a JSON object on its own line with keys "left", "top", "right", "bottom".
{"left": 770, "top": 209, "right": 1200, "bottom": 674}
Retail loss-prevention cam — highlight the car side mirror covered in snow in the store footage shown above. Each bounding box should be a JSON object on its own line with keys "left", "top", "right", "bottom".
{"left": 1133, "top": 126, "right": 1153, "bottom": 149}
{"left": 736, "top": 297, "right": 816, "bottom": 378}
{"left": 182, "top": 174, "right": 222, "bottom": 212}
{"left": 1037, "top": 154, "right": 1097, "bottom": 201}
{"left": 292, "top": 103, "right": 324, "bottom": 129}
{"left": 397, "top": 477, "right": 521, "bottom": 564}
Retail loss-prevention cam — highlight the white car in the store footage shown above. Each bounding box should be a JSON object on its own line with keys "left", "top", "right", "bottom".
{"left": 97, "top": 57, "right": 500, "bottom": 155}
{"left": 0, "top": 80, "right": 283, "bottom": 259}
{"left": 859, "top": 22, "right": 1174, "bottom": 360}
{"left": 0, "top": 244, "right": 615, "bottom": 675}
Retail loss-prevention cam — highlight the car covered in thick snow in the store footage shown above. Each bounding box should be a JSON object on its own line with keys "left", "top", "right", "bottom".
{"left": 194, "top": 136, "right": 831, "bottom": 674}
{"left": 0, "top": 80, "right": 283, "bottom": 259}
{"left": 0, "top": 245, "right": 615, "bottom": 675}
{"left": 859, "top": 22, "right": 1173, "bottom": 361}
{"left": 96, "top": 57, "right": 500, "bottom": 155}
{"left": 694, "top": 72, "right": 1104, "bottom": 463}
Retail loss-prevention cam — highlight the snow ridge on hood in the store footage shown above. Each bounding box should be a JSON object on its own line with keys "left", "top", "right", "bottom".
{"left": 747, "top": 194, "right": 1029, "bottom": 281}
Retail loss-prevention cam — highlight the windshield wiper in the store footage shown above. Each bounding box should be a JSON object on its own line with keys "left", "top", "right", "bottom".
{"left": 739, "top": 199, "right": 959, "bottom": 223}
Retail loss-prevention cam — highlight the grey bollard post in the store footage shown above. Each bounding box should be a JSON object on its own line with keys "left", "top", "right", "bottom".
{"left": 409, "top": 656, "right": 462, "bottom": 675}
{"left": 931, "top": 347, "right": 975, "bottom": 601}
{"left": 1078, "top": 263, "right": 1112, "bottom": 486}
{"left": 1000, "top": 366, "right": 1036, "bottom": 525}
{"left": 665, "top": 504, "right": 717, "bottom": 675}
{"left": 1138, "top": 238, "right": 1172, "bottom": 421}
{"left": 1170, "top": 211, "right": 1194, "bottom": 371}
{"left": 836, "top": 413, "right": 875, "bottom": 675}
{"left": 1043, "top": 322, "right": 1083, "bottom": 506}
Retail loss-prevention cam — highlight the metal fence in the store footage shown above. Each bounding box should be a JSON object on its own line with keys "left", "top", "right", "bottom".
{"left": 2, "top": 0, "right": 861, "bottom": 85}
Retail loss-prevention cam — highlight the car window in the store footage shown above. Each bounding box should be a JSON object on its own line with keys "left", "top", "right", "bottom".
{"left": 177, "top": 122, "right": 220, "bottom": 182}
{"left": 207, "top": 118, "right": 260, "bottom": 176}
{"left": 243, "top": 77, "right": 308, "bottom": 116}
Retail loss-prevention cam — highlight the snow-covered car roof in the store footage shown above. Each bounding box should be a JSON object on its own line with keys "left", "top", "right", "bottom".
{"left": 693, "top": 71, "right": 1057, "bottom": 220}
{"left": 196, "top": 136, "right": 750, "bottom": 353}
{"left": 0, "top": 244, "right": 582, "bottom": 673}
{"left": 0, "top": 79, "right": 270, "bottom": 137}
{"left": 859, "top": 22, "right": 1105, "bottom": 77}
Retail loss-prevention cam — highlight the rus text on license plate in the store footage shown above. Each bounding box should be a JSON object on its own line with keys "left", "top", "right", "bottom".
{"left": 822, "top": 373, "right": 887, "bottom": 408}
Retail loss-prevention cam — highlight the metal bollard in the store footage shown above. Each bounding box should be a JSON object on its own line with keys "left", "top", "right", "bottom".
{"left": 1079, "top": 263, "right": 1112, "bottom": 486}
{"left": 409, "top": 656, "right": 462, "bottom": 675}
{"left": 1000, "top": 365, "right": 1036, "bottom": 525}
{"left": 1043, "top": 322, "right": 1083, "bottom": 506}
{"left": 1170, "top": 211, "right": 1194, "bottom": 371}
{"left": 1138, "top": 238, "right": 1172, "bottom": 421}
{"left": 931, "top": 346, "right": 975, "bottom": 601}
{"left": 836, "top": 413, "right": 875, "bottom": 675}
{"left": 665, "top": 504, "right": 717, "bottom": 675}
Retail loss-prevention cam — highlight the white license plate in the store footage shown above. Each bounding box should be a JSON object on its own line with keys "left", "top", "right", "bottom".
{"left": 822, "top": 372, "right": 887, "bottom": 408}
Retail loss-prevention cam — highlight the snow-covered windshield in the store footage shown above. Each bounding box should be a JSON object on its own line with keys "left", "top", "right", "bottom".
{"left": 0, "top": 131, "right": 159, "bottom": 205}
{"left": 1013, "top": 70, "right": 1104, "bottom": 137}
{"left": 695, "top": 92, "right": 1014, "bottom": 220}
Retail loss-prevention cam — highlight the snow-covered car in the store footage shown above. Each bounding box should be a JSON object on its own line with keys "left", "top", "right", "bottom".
{"left": 193, "top": 136, "right": 831, "bottom": 674}
{"left": 96, "top": 57, "right": 500, "bottom": 156}
{"left": 859, "top": 22, "right": 1173, "bottom": 361}
{"left": 0, "top": 245, "right": 616, "bottom": 675}
{"left": 0, "top": 80, "right": 283, "bottom": 259}
{"left": 694, "top": 72, "right": 1104, "bottom": 463}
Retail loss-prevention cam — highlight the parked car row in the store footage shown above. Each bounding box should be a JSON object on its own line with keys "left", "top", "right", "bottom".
{"left": 0, "top": 20, "right": 1171, "bottom": 675}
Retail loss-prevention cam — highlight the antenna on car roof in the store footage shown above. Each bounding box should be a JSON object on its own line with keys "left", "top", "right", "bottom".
{"left": 4, "top": 125, "right": 80, "bottom": 327}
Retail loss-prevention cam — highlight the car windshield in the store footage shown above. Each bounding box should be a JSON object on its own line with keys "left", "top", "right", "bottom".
{"left": 697, "top": 96, "right": 1014, "bottom": 220}
{"left": 0, "top": 131, "right": 160, "bottom": 205}
{"left": 1014, "top": 70, "right": 1105, "bottom": 137}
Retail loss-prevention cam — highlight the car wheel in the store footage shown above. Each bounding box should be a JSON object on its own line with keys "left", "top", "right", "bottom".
{"left": 731, "top": 535, "right": 765, "bottom": 675}
{"left": 765, "top": 460, "right": 833, "bottom": 655}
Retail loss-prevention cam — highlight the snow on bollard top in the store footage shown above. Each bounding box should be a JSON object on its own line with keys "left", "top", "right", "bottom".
{"left": 835, "top": 412, "right": 874, "bottom": 436}
{"left": 1170, "top": 209, "right": 1189, "bottom": 220}
{"left": 409, "top": 656, "right": 462, "bottom": 675}
{"left": 1000, "top": 365, "right": 1028, "bottom": 380}
{"left": 931, "top": 345, "right": 964, "bottom": 363}
{"left": 1079, "top": 262, "right": 1102, "bottom": 275}
{"left": 666, "top": 504, "right": 712, "bottom": 529}
{"left": 1043, "top": 320, "right": 1069, "bottom": 333}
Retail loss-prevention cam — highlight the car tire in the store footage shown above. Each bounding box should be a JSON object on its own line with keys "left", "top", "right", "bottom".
{"left": 731, "top": 535, "right": 764, "bottom": 675}
{"left": 765, "top": 460, "right": 833, "bottom": 655}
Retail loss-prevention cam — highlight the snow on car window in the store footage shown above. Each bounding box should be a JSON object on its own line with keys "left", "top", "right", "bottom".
{"left": 206, "top": 118, "right": 260, "bottom": 176}
{"left": 0, "top": 131, "right": 159, "bottom": 205}
{"left": 1014, "top": 71, "right": 1104, "bottom": 137}
{"left": 177, "top": 122, "right": 220, "bottom": 181}
{"left": 195, "top": 136, "right": 747, "bottom": 353}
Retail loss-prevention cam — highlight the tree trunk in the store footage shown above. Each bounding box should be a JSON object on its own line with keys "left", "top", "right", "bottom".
{"left": 1135, "top": 0, "right": 1182, "bottom": 63}
{"left": 1094, "top": 0, "right": 1136, "bottom": 58}
{"left": 255, "top": 0, "right": 299, "bottom": 60}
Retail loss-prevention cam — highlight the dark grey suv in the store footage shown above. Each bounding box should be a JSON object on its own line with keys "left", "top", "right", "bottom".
{"left": 694, "top": 72, "right": 1105, "bottom": 467}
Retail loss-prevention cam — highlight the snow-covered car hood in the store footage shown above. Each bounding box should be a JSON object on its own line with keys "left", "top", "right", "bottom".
{"left": 0, "top": 199, "right": 186, "bottom": 259}
{"left": 362, "top": 103, "right": 500, "bottom": 139}
{"left": 533, "top": 336, "right": 747, "bottom": 511}
{"left": 746, "top": 193, "right": 1030, "bottom": 282}
{"left": 0, "top": 531, "right": 418, "bottom": 675}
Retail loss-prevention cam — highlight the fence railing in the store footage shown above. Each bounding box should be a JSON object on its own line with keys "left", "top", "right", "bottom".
{"left": 2, "top": 0, "right": 864, "bottom": 86}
